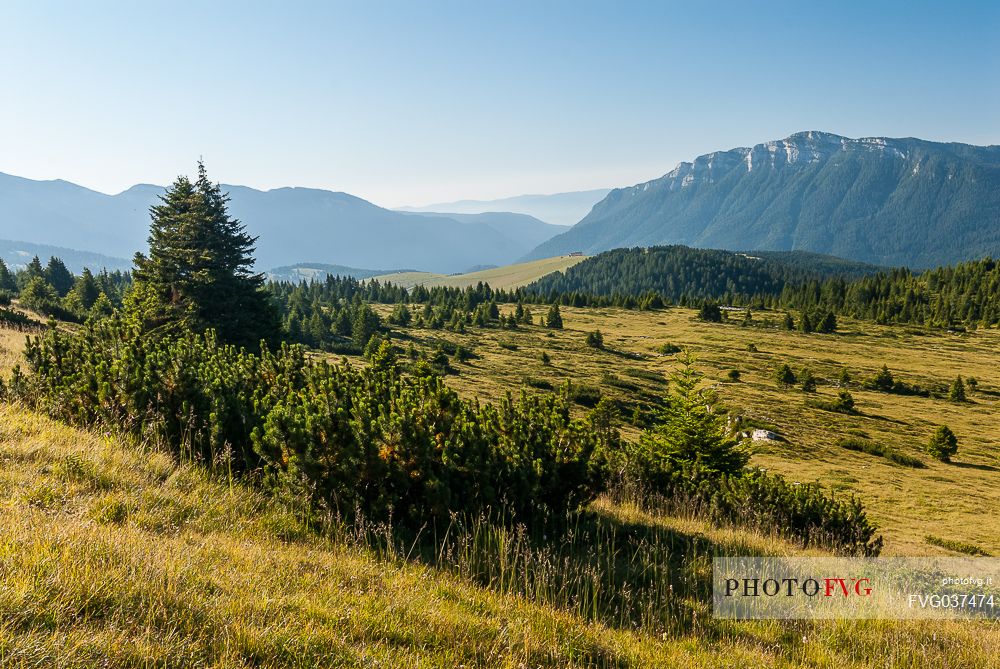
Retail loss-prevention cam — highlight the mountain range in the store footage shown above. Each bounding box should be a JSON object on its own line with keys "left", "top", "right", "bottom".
{"left": 0, "top": 239, "right": 131, "bottom": 274}
{"left": 4, "top": 131, "right": 999, "bottom": 276}
{"left": 528, "top": 132, "right": 1000, "bottom": 268}
{"left": 0, "top": 174, "right": 567, "bottom": 274}
{"left": 397, "top": 189, "right": 610, "bottom": 227}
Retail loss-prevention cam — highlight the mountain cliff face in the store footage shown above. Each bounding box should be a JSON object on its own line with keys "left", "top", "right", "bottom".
{"left": 0, "top": 175, "right": 565, "bottom": 274}
{"left": 527, "top": 132, "right": 1000, "bottom": 267}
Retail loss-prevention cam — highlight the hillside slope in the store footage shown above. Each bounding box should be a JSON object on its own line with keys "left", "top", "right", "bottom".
{"left": 372, "top": 255, "right": 587, "bottom": 290}
{"left": 525, "top": 246, "right": 883, "bottom": 300}
{"left": 527, "top": 132, "right": 1000, "bottom": 268}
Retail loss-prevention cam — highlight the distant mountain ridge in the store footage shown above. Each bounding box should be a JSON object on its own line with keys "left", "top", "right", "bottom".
{"left": 398, "top": 189, "right": 611, "bottom": 226}
{"left": 0, "top": 174, "right": 568, "bottom": 274}
{"left": 526, "top": 132, "right": 1000, "bottom": 268}
{"left": 0, "top": 238, "right": 131, "bottom": 274}
{"left": 402, "top": 211, "right": 568, "bottom": 250}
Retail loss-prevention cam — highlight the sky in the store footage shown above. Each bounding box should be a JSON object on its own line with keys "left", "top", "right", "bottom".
{"left": 0, "top": 0, "right": 997, "bottom": 208}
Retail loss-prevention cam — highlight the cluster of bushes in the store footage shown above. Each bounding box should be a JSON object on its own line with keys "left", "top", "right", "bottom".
{"left": 806, "top": 390, "right": 857, "bottom": 414}
{"left": 774, "top": 363, "right": 818, "bottom": 392}
{"left": 837, "top": 437, "right": 925, "bottom": 468}
{"left": 925, "top": 534, "right": 991, "bottom": 557}
{"left": 862, "top": 365, "right": 931, "bottom": 397}
{"left": 8, "top": 309, "right": 884, "bottom": 556}
{"left": 782, "top": 309, "right": 837, "bottom": 333}
{"left": 11, "top": 318, "right": 609, "bottom": 527}
{"left": 642, "top": 467, "right": 883, "bottom": 556}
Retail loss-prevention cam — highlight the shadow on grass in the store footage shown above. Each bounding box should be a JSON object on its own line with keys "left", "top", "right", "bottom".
{"left": 948, "top": 460, "right": 998, "bottom": 472}
{"left": 353, "top": 502, "right": 783, "bottom": 641}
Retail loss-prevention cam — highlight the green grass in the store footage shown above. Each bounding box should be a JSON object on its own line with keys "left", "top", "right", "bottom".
{"left": 372, "top": 255, "right": 587, "bottom": 290}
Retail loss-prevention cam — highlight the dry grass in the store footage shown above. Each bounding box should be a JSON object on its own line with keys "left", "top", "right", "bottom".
{"left": 372, "top": 255, "right": 587, "bottom": 290}
{"left": 0, "top": 329, "right": 24, "bottom": 379}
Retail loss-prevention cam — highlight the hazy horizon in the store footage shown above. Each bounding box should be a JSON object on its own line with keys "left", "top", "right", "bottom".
{"left": 1, "top": 0, "right": 997, "bottom": 208}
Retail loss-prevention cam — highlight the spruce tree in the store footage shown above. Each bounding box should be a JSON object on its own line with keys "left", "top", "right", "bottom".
{"left": 948, "top": 376, "right": 967, "bottom": 403}
{"left": 131, "top": 163, "right": 279, "bottom": 349}
{"left": 775, "top": 363, "right": 797, "bottom": 388}
{"left": 545, "top": 304, "right": 563, "bottom": 329}
{"left": 19, "top": 276, "right": 59, "bottom": 313}
{"left": 818, "top": 311, "right": 837, "bottom": 333}
{"left": 351, "top": 304, "right": 380, "bottom": 348}
{"left": 65, "top": 268, "right": 101, "bottom": 313}
{"left": 639, "top": 354, "right": 748, "bottom": 479}
{"left": 44, "top": 257, "right": 75, "bottom": 297}
{"left": 927, "top": 425, "right": 958, "bottom": 462}
{"left": 870, "top": 364, "right": 895, "bottom": 391}
{"left": 18, "top": 256, "right": 44, "bottom": 290}
{"left": 0, "top": 259, "right": 17, "bottom": 292}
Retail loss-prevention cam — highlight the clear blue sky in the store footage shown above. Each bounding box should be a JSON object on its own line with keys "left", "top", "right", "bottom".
{"left": 1, "top": 0, "right": 997, "bottom": 207}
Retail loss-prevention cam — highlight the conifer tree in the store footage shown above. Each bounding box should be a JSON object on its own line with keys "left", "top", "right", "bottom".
{"left": 131, "top": 163, "right": 279, "bottom": 349}
{"left": 19, "top": 276, "right": 59, "bottom": 313}
{"left": 870, "top": 365, "right": 895, "bottom": 391}
{"left": 18, "top": 256, "right": 45, "bottom": 290}
{"left": 0, "top": 259, "right": 15, "bottom": 292}
{"left": 639, "top": 355, "right": 749, "bottom": 479}
{"left": 818, "top": 311, "right": 837, "bottom": 333}
{"left": 65, "top": 268, "right": 101, "bottom": 313}
{"left": 948, "top": 376, "right": 967, "bottom": 403}
{"left": 927, "top": 425, "right": 958, "bottom": 462}
{"left": 545, "top": 304, "right": 563, "bottom": 329}
{"left": 800, "top": 368, "right": 817, "bottom": 392}
{"left": 351, "top": 303, "right": 381, "bottom": 348}
{"left": 44, "top": 257, "right": 74, "bottom": 297}
{"left": 775, "top": 363, "right": 797, "bottom": 388}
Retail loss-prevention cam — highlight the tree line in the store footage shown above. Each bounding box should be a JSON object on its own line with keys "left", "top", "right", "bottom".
{"left": 523, "top": 246, "right": 1000, "bottom": 329}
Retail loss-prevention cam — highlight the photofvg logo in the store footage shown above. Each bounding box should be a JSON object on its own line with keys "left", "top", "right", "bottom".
{"left": 713, "top": 557, "right": 1000, "bottom": 620}
{"left": 723, "top": 575, "right": 873, "bottom": 599}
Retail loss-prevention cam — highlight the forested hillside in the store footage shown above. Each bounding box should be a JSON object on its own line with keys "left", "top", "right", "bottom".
{"left": 525, "top": 246, "right": 881, "bottom": 304}
{"left": 523, "top": 246, "right": 1000, "bottom": 329}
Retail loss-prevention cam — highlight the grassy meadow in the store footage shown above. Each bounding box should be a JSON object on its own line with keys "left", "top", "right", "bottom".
{"left": 370, "top": 254, "right": 587, "bottom": 290}
{"left": 370, "top": 304, "right": 1000, "bottom": 557}
{"left": 2, "top": 305, "right": 1000, "bottom": 666}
